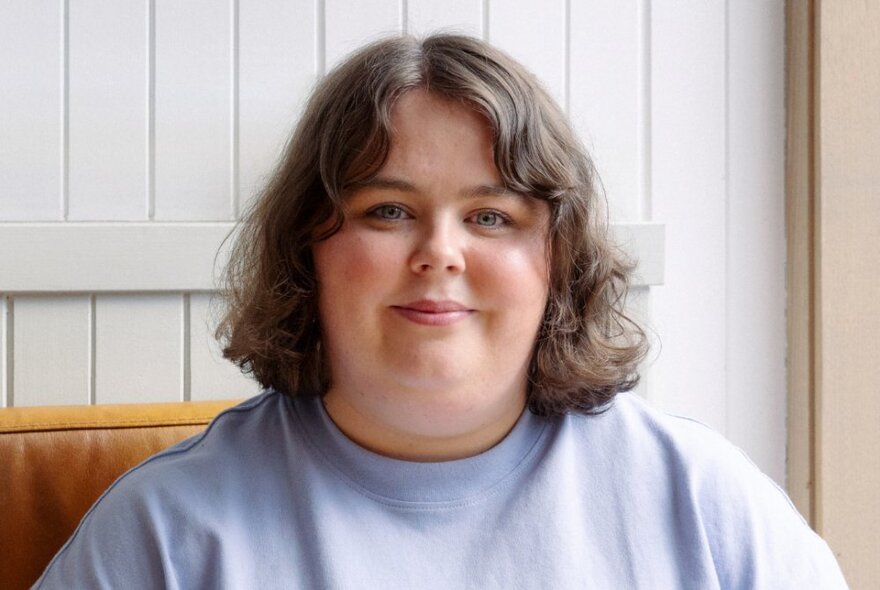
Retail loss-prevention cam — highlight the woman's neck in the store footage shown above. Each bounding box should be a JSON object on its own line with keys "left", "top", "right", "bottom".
{"left": 321, "top": 387, "right": 527, "bottom": 462}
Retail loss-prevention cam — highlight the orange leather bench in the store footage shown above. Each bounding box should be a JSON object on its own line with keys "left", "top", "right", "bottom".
{"left": 0, "top": 399, "right": 240, "bottom": 590}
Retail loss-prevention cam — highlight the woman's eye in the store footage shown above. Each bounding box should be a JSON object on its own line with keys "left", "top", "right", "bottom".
{"left": 472, "top": 211, "right": 506, "bottom": 228}
{"left": 370, "top": 205, "right": 407, "bottom": 220}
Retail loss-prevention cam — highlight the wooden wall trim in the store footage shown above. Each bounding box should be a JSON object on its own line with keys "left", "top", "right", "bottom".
{"left": 788, "top": 0, "right": 880, "bottom": 585}
{"left": 815, "top": 0, "right": 880, "bottom": 586}
{"left": 785, "top": 0, "right": 816, "bottom": 526}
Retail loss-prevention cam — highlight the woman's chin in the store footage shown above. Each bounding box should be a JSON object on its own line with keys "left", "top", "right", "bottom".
{"left": 390, "top": 373, "right": 474, "bottom": 399}
{"left": 383, "top": 355, "right": 472, "bottom": 390}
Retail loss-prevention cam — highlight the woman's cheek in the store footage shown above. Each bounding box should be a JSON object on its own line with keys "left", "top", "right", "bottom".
{"left": 336, "top": 231, "right": 402, "bottom": 287}
{"left": 479, "top": 245, "right": 549, "bottom": 304}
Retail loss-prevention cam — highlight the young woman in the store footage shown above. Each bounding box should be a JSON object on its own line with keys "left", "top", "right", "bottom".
{"left": 36, "top": 34, "right": 846, "bottom": 588}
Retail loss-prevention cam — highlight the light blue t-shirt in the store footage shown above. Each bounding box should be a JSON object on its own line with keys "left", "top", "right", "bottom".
{"left": 35, "top": 391, "right": 847, "bottom": 589}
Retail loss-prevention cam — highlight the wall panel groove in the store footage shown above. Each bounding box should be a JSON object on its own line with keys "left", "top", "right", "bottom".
{"left": 400, "top": 0, "right": 408, "bottom": 34}
{"left": 563, "top": 0, "right": 570, "bottom": 114}
{"left": 183, "top": 293, "right": 192, "bottom": 402}
{"left": 88, "top": 294, "right": 96, "bottom": 405}
{"left": 231, "top": 0, "right": 240, "bottom": 219}
{"left": 2, "top": 297, "right": 11, "bottom": 408}
{"left": 723, "top": 0, "right": 732, "bottom": 442}
{"left": 61, "top": 0, "right": 69, "bottom": 221}
{"left": 638, "top": 0, "right": 652, "bottom": 221}
{"left": 316, "top": 0, "right": 326, "bottom": 76}
{"left": 147, "top": 0, "right": 156, "bottom": 220}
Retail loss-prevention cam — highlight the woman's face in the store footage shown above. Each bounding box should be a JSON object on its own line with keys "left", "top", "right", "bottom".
{"left": 312, "top": 89, "right": 550, "bottom": 460}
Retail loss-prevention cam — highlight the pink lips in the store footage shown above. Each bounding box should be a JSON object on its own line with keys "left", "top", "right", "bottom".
{"left": 391, "top": 300, "right": 475, "bottom": 326}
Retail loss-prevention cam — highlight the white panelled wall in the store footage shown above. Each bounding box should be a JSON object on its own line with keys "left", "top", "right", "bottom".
{"left": 0, "top": 2, "right": 786, "bottom": 487}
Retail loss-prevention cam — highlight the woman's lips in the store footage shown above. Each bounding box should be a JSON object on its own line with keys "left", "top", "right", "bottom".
{"left": 391, "top": 300, "right": 475, "bottom": 326}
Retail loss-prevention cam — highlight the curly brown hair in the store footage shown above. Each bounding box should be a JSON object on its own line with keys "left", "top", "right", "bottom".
{"left": 216, "top": 33, "right": 647, "bottom": 416}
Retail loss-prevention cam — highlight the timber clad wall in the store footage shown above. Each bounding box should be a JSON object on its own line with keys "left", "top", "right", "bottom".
{"left": 786, "top": 1, "right": 880, "bottom": 585}
{"left": 0, "top": 2, "right": 785, "bottom": 490}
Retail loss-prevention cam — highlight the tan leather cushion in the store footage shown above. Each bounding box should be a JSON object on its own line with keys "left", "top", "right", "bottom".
{"left": 0, "top": 400, "right": 239, "bottom": 590}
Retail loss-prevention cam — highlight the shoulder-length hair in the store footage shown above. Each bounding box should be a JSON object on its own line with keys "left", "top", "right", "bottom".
{"left": 217, "top": 33, "right": 648, "bottom": 416}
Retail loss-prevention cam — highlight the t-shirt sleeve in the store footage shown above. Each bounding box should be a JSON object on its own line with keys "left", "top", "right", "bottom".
{"left": 691, "top": 432, "right": 849, "bottom": 589}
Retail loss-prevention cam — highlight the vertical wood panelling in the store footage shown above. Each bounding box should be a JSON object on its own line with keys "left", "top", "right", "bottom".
{"left": 12, "top": 296, "right": 91, "bottom": 406}
{"left": 0, "top": 1, "right": 63, "bottom": 220}
{"left": 154, "top": 1, "right": 233, "bottom": 220}
{"left": 569, "top": 0, "right": 641, "bottom": 221}
{"left": 238, "top": 0, "right": 317, "bottom": 216}
{"left": 189, "top": 294, "right": 258, "bottom": 401}
{"left": 67, "top": 1, "right": 148, "bottom": 220}
{"left": 726, "top": 0, "right": 786, "bottom": 485}
{"left": 95, "top": 294, "right": 182, "bottom": 403}
{"left": 649, "top": 2, "right": 727, "bottom": 434}
{"left": 407, "top": 0, "right": 481, "bottom": 37}
{"left": 486, "top": 0, "right": 566, "bottom": 106}
{"left": 324, "top": 0, "right": 401, "bottom": 71}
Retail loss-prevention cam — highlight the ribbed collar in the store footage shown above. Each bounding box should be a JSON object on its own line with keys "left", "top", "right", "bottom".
{"left": 289, "top": 394, "right": 549, "bottom": 505}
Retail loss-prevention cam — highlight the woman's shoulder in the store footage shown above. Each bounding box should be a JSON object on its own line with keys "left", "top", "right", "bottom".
{"left": 35, "top": 390, "right": 316, "bottom": 587}
{"left": 560, "top": 392, "right": 848, "bottom": 588}
{"left": 125, "top": 390, "right": 286, "bottom": 473}
{"left": 80, "top": 391, "right": 288, "bottom": 507}
{"left": 567, "top": 392, "right": 798, "bottom": 515}
{"left": 570, "top": 391, "right": 762, "bottom": 473}
{"left": 53, "top": 390, "right": 297, "bottom": 537}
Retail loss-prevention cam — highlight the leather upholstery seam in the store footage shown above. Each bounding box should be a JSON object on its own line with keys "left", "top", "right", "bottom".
{"left": 0, "top": 418, "right": 214, "bottom": 433}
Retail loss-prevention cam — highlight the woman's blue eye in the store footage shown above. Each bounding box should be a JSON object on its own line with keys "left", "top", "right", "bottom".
{"left": 373, "top": 205, "right": 405, "bottom": 220}
{"left": 474, "top": 211, "right": 504, "bottom": 227}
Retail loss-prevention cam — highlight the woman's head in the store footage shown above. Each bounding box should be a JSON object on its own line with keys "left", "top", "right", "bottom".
{"left": 217, "top": 33, "right": 647, "bottom": 416}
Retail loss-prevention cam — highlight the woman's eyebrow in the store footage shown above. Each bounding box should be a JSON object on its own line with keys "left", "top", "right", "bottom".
{"left": 351, "top": 177, "right": 522, "bottom": 200}
{"left": 463, "top": 184, "right": 519, "bottom": 199}
{"left": 349, "top": 177, "right": 417, "bottom": 192}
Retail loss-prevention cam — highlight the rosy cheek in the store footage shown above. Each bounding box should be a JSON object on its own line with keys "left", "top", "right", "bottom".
{"left": 473, "top": 246, "right": 549, "bottom": 305}
{"left": 327, "top": 231, "right": 397, "bottom": 288}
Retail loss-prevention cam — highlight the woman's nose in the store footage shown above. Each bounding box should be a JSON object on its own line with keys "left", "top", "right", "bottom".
{"left": 409, "top": 219, "right": 466, "bottom": 275}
